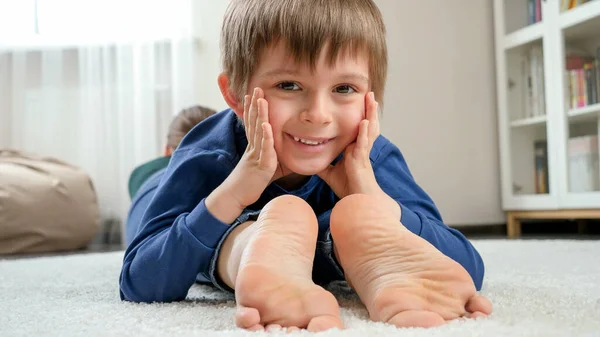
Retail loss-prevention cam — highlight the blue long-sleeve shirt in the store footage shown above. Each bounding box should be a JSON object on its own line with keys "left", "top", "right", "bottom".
{"left": 119, "top": 108, "right": 485, "bottom": 303}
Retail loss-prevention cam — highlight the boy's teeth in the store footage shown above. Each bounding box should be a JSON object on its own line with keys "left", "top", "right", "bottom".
{"left": 293, "top": 136, "right": 324, "bottom": 145}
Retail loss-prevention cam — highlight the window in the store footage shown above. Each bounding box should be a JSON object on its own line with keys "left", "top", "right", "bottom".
{"left": 0, "top": 0, "right": 191, "bottom": 47}
{"left": 0, "top": 0, "right": 37, "bottom": 37}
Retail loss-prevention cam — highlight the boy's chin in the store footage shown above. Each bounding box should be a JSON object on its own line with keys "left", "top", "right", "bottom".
{"left": 281, "top": 160, "right": 331, "bottom": 176}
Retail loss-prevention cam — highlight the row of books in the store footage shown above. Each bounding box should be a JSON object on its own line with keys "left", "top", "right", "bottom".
{"left": 511, "top": 45, "right": 600, "bottom": 121}
{"left": 564, "top": 47, "right": 600, "bottom": 110}
{"left": 534, "top": 135, "right": 600, "bottom": 194}
{"left": 527, "top": 0, "right": 594, "bottom": 25}
{"left": 529, "top": 0, "right": 596, "bottom": 22}
{"left": 560, "top": 0, "right": 597, "bottom": 12}
{"left": 527, "top": 0, "right": 542, "bottom": 24}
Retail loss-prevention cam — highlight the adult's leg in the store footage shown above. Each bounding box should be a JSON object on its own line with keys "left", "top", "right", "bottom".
{"left": 216, "top": 195, "right": 343, "bottom": 332}
{"left": 330, "top": 194, "right": 492, "bottom": 328}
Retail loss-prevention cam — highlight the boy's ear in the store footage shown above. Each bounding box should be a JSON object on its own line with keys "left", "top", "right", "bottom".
{"left": 218, "top": 72, "right": 244, "bottom": 118}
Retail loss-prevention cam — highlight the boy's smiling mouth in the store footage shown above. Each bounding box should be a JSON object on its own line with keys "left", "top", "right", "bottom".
{"left": 287, "top": 133, "right": 333, "bottom": 146}
{"left": 286, "top": 133, "right": 334, "bottom": 146}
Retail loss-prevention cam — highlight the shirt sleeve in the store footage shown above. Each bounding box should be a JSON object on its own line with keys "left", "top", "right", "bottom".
{"left": 119, "top": 148, "right": 236, "bottom": 303}
{"left": 372, "top": 138, "right": 486, "bottom": 290}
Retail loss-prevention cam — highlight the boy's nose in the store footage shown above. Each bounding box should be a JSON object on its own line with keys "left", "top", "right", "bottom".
{"left": 301, "top": 95, "right": 333, "bottom": 125}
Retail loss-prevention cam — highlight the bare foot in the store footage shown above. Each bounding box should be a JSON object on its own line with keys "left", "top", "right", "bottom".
{"left": 330, "top": 194, "right": 492, "bottom": 328}
{"left": 234, "top": 195, "right": 343, "bottom": 332}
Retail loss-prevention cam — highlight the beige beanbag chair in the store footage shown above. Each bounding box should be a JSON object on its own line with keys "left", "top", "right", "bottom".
{"left": 0, "top": 149, "right": 100, "bottom": 254}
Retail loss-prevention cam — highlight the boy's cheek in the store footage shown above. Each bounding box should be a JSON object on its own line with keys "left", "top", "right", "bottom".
{"left": 345, "top": 107, "right": 366, "bottom": 126}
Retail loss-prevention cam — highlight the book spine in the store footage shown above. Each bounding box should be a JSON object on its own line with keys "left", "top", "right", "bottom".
{"left": 564, "top": 70, "right": 571, "bottom": 112}
{"left": 534, "top": 140, "right": 549, "bottom": 194}
{"left": 591, "top": 62, "right": 598, "bottom": 104}
{"left": 529, "top": 0, "right": 536, "bottom": 24}
{"left": 530, "top": 48, "right": 539, "bottom": 116}
{"left": 522, "top": 54, "right": 531, "bottom": 120}
{"left": 583, "top": 68, "right": 588, "bottom": 106}
{"left": 578, "top": 69, "right": 586, "bottom": 107}
{"left": 597, "top": 47, "right": 600, "bottom": 104}
{"left": 571, "top": 70, "right": 578, "bottom": 109}
{"left": 538, "top": 48, "right": 546, "bottom": 114}
{"left": 585, "top": 63, "right": 593, "bottom": 105}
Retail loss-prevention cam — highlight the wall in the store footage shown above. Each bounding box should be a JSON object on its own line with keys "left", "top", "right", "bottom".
{"left": 375, "top": 0, "right": 503, "bottom": 226}
{"left": 193, "top": 0, "right": 504, "bottom": 226}
{"left": 192, "top": 0, "right": 230, "bottom": 112}
{"left": 0, "top": 54, "right": 11, "bottom": 148}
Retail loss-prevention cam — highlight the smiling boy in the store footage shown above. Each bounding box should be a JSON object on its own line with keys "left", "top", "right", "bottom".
{"left": 119, "top": 0, "right": 492, "bottom": 332}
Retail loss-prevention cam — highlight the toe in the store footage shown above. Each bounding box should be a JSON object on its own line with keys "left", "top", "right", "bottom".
{"left": 247, "top": 324, "right": 265, "bottom": 331}
{"left": 466, "top": 311, "right": 488, "bottom": 319}
{"left": 235, "top": 306, "right": 261, "bottom": 329}
{"left": 266, "top": 324, "right": 282, "bottom": 331}
{"left": 286, "top": 326, "right": 301, "bottom": 333}
{"left": 387, "top": 310, "right": 445, "bottom": 328}
{"left": 307, "top": 315, "right": 344, "bottom": 332}
{"left": 465, "top": 294, "right": 493, "bottom": 315}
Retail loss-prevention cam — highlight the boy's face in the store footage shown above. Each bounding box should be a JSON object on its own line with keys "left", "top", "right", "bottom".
{"left": 238, "top": 42, "right": 370, "bottom": 176}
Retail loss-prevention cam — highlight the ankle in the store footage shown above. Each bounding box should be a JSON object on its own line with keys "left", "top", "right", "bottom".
{"left": 217, "top": 220, "right": 257, "bottom": 290}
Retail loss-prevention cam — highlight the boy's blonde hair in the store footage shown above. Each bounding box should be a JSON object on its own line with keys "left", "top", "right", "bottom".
{"left": 220, "top": 0, "right": 388, "bottom": 104}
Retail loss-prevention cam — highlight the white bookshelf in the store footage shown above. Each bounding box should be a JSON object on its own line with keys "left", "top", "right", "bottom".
{"left": 503, "top": 22, "right": 545, "bottom": 49}
{"left": 493, "top": 0, "right": 600, "bottom": 236}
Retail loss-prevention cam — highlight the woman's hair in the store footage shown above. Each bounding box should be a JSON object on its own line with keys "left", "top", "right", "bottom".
{"left": 166, "top": 105, "right": 217, "bottom": 152}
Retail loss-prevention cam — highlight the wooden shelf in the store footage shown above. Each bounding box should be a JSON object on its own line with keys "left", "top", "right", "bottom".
{"left": 506, "top": 208, "right": 600, "bottom": 238}
{"left": 503, "top": 22, "right": 544, "bottom": 50}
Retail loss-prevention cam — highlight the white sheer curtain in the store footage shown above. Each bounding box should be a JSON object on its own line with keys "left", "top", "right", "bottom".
{"left": 0, "top": 0, "right": 199, "bottom": 232}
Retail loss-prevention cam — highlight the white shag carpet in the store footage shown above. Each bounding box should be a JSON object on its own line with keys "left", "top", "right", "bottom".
{"left": 1, "top": 239, "right": 600, "bottom": 337}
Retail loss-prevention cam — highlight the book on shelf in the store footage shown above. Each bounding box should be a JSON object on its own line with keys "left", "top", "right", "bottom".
{"left": 511, "top": 45, "right": 546, "bottom": 121}
{"left": 564, "top": 46, "right": 600, "bottom": 110}
{"left": 568, "top": 135, "right": 600, "bottom": 192}
{"left": 534, "top": 140, "right": 549, "bottom": 194}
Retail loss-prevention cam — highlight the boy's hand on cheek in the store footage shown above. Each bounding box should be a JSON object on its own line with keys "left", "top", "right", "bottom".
{"left": 317, "top": 92, "right": 399, "bottom": 217}
{"left": 318, "top": 92, "right": 400, "bottom": 218}
{"left": 222, "top": 88, "right": 284, "bottom": 210}
{"left": 317, "top": 92, "right": 378, "bottom": 197}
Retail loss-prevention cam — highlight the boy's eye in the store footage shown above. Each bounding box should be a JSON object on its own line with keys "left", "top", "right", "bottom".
{"left": 277, "top": 82, "right": 301, "bottom": 91}
{"left": 334, "top": 85, "right": 355, "bottom": 94}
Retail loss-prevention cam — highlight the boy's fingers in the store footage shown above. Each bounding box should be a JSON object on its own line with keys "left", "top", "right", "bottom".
{"left": 355, "top": 120, "right": 369, "bottom": 158}
{"left": 253, "top": 90, "right": 264, "bottom": 147}
{"left": 259, "top": 122, "right": 274, "bottom": 166}
{"left": 367, "top": 93, "right": 379, "bottom": 147}
{"left": 247, "top": 89, "right": 258, "bottom": 145}
{"left": 365, "top": 92, "right": 373, "bottom": 119}
{"left": 243, "top": 95, "right": 250, "bottom": 129}
{"left": 254, "top": 98, "right": 266, "bottom": 152}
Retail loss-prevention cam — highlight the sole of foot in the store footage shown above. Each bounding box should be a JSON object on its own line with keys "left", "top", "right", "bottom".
{"left": 330, "top": 194, "right": 492, "bottom": 328}
{"left": 234, "top": 195, "right": 344, "bottom": 332}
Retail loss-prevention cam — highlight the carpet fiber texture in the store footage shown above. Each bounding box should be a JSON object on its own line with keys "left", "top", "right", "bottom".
{"left": 1, "top": 239, "right": 599, "bottom": 337}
